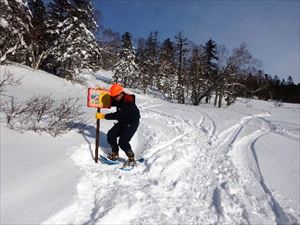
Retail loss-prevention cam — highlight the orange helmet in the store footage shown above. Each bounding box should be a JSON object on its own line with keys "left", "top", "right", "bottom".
{"left": 110, "top": 83, "right": 124, "bottom": 97}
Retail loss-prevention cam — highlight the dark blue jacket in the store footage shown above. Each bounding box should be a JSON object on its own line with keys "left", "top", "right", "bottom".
{"left": 104, "top": 93, "right": 140, "bottom": 124}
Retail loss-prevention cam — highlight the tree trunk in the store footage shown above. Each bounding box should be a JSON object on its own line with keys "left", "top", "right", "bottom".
{"left": 214, "top": 91, "right": 218, "bottom": 107}
{"left": 177, "top": 87, "right": 185, "bottom": 104}
{"left": 218, "top": 89, "right": 223, "bottom": 108}
{"left": 205, "top": 95, "right": 210, "bottom": 104}
{"left": 34, "top": 51, "right": 47, "bottom": 70}
{"left": 226, "top": 97, "right": 230, "bottom": 106}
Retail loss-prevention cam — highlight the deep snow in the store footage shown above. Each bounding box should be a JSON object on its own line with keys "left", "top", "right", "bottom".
{"left": 1, "top": 64, "right": 299, "bottom": 225}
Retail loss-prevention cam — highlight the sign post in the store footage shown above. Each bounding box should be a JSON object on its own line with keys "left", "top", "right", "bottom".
{"left": 87, "top": 88, "right": 111, "bottom": 163}
{"left": 95, "top": 107, "right": 100, "bottom": 163}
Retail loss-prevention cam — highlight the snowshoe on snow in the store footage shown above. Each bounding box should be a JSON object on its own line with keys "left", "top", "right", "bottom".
{"left": 120, "top": 160, "right": 136, "bottom": 171}
{"left": 120, "top": 157, "right": 145, "bottom": 171}
{"left": 107, "top": 152, "right": 119, "bottom": 161}
{"left": 100, "top": 154, "right": 144, "bottom": 170}
{"left": 124, "top": 158, "right": 136, "bottom": 166}
{"left": 100, "top": 154, "right": 121, "bottom": 165}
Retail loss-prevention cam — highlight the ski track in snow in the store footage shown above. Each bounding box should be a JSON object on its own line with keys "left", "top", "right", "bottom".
{"left": 43, "top": 101, "right": 299, "bottom": 225}
{"left": 209, "top": 112, "right": 298, "bottom": 225}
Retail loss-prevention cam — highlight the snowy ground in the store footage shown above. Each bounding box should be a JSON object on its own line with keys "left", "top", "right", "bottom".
{"left": 1, "top": 64, "right": 299, "bottom": 225}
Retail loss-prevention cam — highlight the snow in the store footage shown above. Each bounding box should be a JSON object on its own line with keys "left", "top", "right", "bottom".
{"left": 1, "top": 64, "right": 299, "bottom": 225}
{"left": 0, "top": 18, "right": 9, "bottom": 28}
{"left": 1, "top": 0, "right": 9, "bottom": 6}
{"left": 1, "top": 128, "right": 79, "bottom": 224}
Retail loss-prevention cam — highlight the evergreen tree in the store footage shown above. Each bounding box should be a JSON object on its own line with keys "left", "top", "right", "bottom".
{"left": 0, "top": 0, "right": 32, "bottom": 64}
{"left": 287, "top": 76, "right": 294, "bottom": 86}
{"left": 280, "top": 78, "right": 288, "bottom": 101}
{"left": 158, "top": 38, "right": 176, "bottom": 98}
{"left": 203, "top": 38, "right": 218, "bottom": 103}
{"left": 240, "top": 72, "right": 299, "bottom": 103}
{"left": 121, "top": 31, "right": 132, "bottom": 49}
{"left": 264, "top": 73, "right": 275, "bottom": 100}
{"left": 272, "top": 75, "right": 282, "bottom": 100}
{"left": 113, "top": 32, "right": 138, "bottom": 87}
{"left": 244, "top": 70, "right": 269, "bottom": 100}
{"left": 136, "top": 32, "right": 159, "bottom": 93}
{"left": 204, "top": 38, "right": 218, "bottom": 71}
{"left": 28, "top": 0, "right": 49, "bottom": 69}
{"left": 72, "top": 0, "right": 98, "bottom": 33}
{"left": 46, "top": 0, "right": 101, "bottom": 80}
{"left": 174, "top": 32, "right": 189, "bottom": 104}
{"left": 45, "top": 0, "right": 72, "bottom": 75}
{"left": 48, "top": 0, "right": 72, "bottom": 21}
{"left": 145, "top": 32, "right": 160, "bottom": 88}
{"left": 188, "top": 46, "right": 207, "bottom": 105}
{"left": 136, "top": 38, "right": 148, "bottom": 93}
{"left": 284, "top": 79, "right": 300, "bottom": 103}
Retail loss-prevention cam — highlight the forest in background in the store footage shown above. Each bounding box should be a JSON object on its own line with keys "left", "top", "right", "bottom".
{"left": 1, "top": 0, "right": 299, "bottom": 106}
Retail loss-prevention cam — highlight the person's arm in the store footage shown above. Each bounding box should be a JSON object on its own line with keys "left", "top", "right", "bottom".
{"left": 110, "top": 98, "right": 118, "bottom": 107}
{"left": 105, "top": 103, "right": 135, "bottom": 120}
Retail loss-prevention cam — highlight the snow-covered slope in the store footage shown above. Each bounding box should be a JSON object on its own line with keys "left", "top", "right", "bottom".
{"left": 1, "top": 64, "right": 299, "bottom": 225}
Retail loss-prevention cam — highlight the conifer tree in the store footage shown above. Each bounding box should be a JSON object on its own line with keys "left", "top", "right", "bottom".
{"left": 146, "top": 32, "right": 160, "bottom": 88}
{"left": 0, "top": 0, "right": 32, "bottom": 64}
{"left": 158, "top": 38, "right": 176, "bottom": 98}
{"left": 136, "top": 32, "right": 159, "bottom": 93}
{"left": 204, "top": 39, "right": 218, "bottom": 72}
{"left": 242, "top": 70, "right": 268, "bottom": 100}
{"left": 72, "top": 0, "right": 101, "bottom": 69}
{"left": 72, "top": 0, "right": 98, "bottom": 33}
{"left": 174, "top": 32, "right": 189, "bottom": 104}
{"left": 188, "top": 46, "right": 207, "bottom": 105}
{"left": 287, "top": 76, "right": 294, "bottom": 86}
{"left": 28, "top": 0, "right": 49, "bottom": 69}
{"left": 136, "top": 38, "right": 148, "bottom": 93}
{"left": 46, "top": 0, "right": 100, "bottom": 79}
{"left": 113, "top": 32, "right": 138, "bottom": 87}
{"left": 45, "top": 0, "right": 72, "bottom": 75}
{"left": 203, "top": 38, "right": 219, "bottom": 103}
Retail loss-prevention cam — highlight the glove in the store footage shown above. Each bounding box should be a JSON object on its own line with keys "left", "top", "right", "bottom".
{"left": 96, "top": 85, "right": 109, "bottom": 91}
{"left": 96, "top": 85, "right": 103, "bottom": 90}
{"left": 96, "top": 112, "right": 105, "bottom": 120}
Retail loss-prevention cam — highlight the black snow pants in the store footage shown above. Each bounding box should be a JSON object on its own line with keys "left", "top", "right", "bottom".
{"left": 107, "top": 120, "right": 139, "bottom": 158}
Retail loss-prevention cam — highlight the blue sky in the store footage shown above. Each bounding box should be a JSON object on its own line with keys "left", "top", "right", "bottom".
{"left": 95, "top": 0, "right": 300, "bottom": 83}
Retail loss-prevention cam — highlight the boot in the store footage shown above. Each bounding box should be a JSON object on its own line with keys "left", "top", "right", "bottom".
{"left": 125, "top": 153, "right": 136, "bottom": 167}
{"left": 108, "top": 151, "right": 119, "bottom": 161}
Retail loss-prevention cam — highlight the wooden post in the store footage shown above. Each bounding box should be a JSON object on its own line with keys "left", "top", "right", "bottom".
{"left": 95, "top": 108, "right": 100, "bottom": 163}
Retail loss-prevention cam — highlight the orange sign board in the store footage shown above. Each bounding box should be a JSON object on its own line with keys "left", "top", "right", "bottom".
{"left": 87, "top": 88, "right": 111, "bottom": 108}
